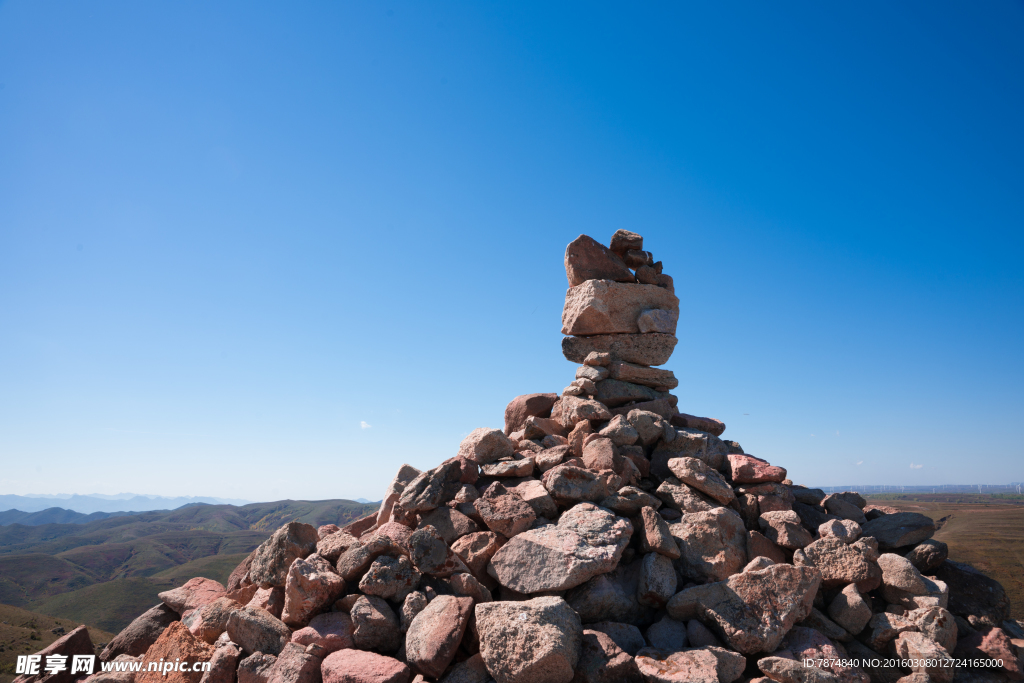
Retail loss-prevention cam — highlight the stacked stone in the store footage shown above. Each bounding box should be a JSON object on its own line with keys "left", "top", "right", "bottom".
{"left": 26, "top": 235, "right": 1023, "bottom": 683}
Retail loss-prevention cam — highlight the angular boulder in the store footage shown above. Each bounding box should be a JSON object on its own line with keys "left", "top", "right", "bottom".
{"left": 405, "top": 595, "right": 474, "bottom": 679}
{"left": 249, "top": 523, "right": 319, "bottom": 589}
{"left": 488, "top": 502, "right": 632, "bottom": 593}
{"left": 564, "top": 234, "right": 635, "bottom": 287}
{"left": 666, "top": 563, "right": 822, "bottom": 655}
{"left": 562, "top": 280, "right": 679, "bottom": 336}
{"left": 475, "top": 596, "right": 582, "bottom": 683}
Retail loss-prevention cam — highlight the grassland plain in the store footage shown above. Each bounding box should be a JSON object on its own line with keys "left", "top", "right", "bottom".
{"left": 0, "top": 602, "right": 116, "bottom": 683}
{"left": 868, "top": 494, "right": 1024, "bottom": 619}
{"left": 0, "top": 499, "right": 376, "bottom": 633}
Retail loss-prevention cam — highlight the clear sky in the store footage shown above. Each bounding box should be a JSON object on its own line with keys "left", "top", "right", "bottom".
{"left": 1, "top": 2, "right": 1022, "bottom": 502}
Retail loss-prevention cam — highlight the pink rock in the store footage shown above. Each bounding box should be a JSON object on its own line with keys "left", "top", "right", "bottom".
{"left": 248, "top": 586, "right": 285, "bottom": 619}
{"left": 458, "top": 428, "right": 516, "bottom": 464}
{"left": 13, "top": 626, "right": 94, "bottom": 683}
{"left": 956, "top": 627, "right": 1022, "bottom": 680}
{"left": 290, "top": 612, "right": 354, "bottom": 654}
{"left": 504, "top": 393, "right": 559, "bottom": 436}
{"left": 281, "top": 554, "right": 346, "bottom": 627}
{"left": 473, "top": 482, "right": 537, "bottom": 538}
{"left": 562, "top": 280, "right": 679, "bottom": 336}
{"left": 669, "top": 413, "right": 726, "bottom": 437}
{"left": 562, "top": 333, "right": 678, "bottom": 367}
{"left": 671, "top": 507, "right": 748, "bottom": 583}
{"left": 582, "top": 437, "right": 624, "bottom": 474}
{"left": 317, "top": 525, "right": 340, "bottom": 540}
{"left": 321, "top": 650, "right": 411, "bottom": 683}
{"left": 405, "top": 595, "right": 474, "bottom": 678}
{"left": 666, "top": 564, "right": 821, "bottom": 655}
{"left": 541, "top": 465, "right": 611, "bottom": 505}
{"left": 564, "top": 234, "right": 636, "bottom": 287}
{"left": 265, "top": 643, "right": 321, "bottom": 683}
{"left": 747, "top": 531, "right": 787, "bottom": 565}
{"left": 190, "top": 597, "right": 243, "bottom": 644}
{"left": 635, "top": 648, "right": 720, "bottom": 683}
{"left": 556, "top": 395, "right": 612, "bottom": 430}
{"left": 135, "top": 623, "right": 214, "bottom": 683}
{"left": 488, "top": 502, "right": 632, "bottom": 593}
{"left": 609, "top": 229, "right": 643, "bottom": 256}
{"left": 159, "top": 578, "right": 227, "bottom": 615}
{"left": 726, "top": 454, "right": 787, "bottom": 484}
{"left": 451, "top": 531, "right": 507, "bottom": 581}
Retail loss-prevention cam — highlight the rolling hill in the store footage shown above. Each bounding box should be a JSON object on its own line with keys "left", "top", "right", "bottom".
{"left": 0, "top": 499, "right": 376, "bottom": 633}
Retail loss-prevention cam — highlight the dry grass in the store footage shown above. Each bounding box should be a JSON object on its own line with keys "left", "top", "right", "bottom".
{"left": 869, "top": 495, "right": 1024, "bottom": 619}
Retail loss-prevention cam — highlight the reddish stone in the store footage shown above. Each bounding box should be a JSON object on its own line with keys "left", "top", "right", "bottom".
{"left": 504, "top": 393, "right": 559, "bottom": 436}
{"left": 726, "top": 454, "right": 787, "bottom": 484}
{"left": 159, "top": 578, "right": 227, "bottom": 615}
{"left": 564, "top": 234, "right": 636, "bottom": 287}
{"left": 669, "top": 413, "right": 726, "bottom": 437}
{"left": 405, "top": 596, "right": 474, "bottom": 678}
{"left": 247, "top": 587, "right": 285, "bottom": 620}
{"left": 321, "top": 650, "right": 411, "bottom": 683}
{"left": 135, "top": 623, "right": 214, "bottom": 683}
{"left": 281, "top": 555, "right": 346, "bottom": 627}
{"left": 13, "top": 625, "right": 94, "bottom": 683}
{"left": 290, "top": 612, "right": 354, "bottom": 655}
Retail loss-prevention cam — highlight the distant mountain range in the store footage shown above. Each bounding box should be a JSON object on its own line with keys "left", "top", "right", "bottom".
{"left": 0, "top": 494, "right": 252, "bottom": 515}
{"left": 0, "top": 498, "right": 378, "bottom": 632}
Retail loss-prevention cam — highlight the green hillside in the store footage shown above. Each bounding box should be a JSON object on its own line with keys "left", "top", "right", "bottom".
{"left": 0, "top": 602, "right": 116, "bottom": 683}
{"left": 0, "top": 499, "right": 376, "bottom": 634}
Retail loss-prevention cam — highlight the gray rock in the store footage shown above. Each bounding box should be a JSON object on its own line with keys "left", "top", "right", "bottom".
{"left": 904, "top": 539, "right": 948, "bottom": 574}
{"left": 636, "top": 552, "right": 677, "bottom": 607}
{"left": 249, "top": 523, "right": 318, "bottom": 589}
{"left": 226, "top": 606, "right": 291, "bottom": 656}
{"left": 350, "top": 595, "right": 401, "bottom": 653}
{"left": 644, "top": 616, "right": 688, "bottom": 652}
{"left": 418, "top": 507, "right": 480, "bottom": 545}
{"left": 358, "top": 554, "right": 421, "bottom": 602}
{"left": 587, "top": 622, "right": 646, "bottom": 656}
{"left": 861, "top": 513, "right": 936, "bottom": 551}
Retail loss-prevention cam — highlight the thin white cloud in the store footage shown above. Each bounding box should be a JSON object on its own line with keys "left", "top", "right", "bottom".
{"left": 856, "top": 461, "right": 863, "bottom": 466}
{"left": 360, "top": 421, "right": 372, "bottom": 429}
{"left": 909, "top": 462, "right": 923, "bottom": 469}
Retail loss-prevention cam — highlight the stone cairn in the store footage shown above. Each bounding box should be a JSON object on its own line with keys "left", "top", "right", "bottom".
{"left": 23, "top": 232, "right": 1023, "bottom": 683}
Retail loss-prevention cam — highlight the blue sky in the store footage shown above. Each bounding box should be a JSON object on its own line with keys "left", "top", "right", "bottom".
{"left": 1, "top": 1, "right": 1022, "bottom": 502}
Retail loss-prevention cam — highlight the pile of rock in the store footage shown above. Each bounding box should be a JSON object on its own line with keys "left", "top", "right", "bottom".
{"left": 21, "top": 232, "right": 1023, "bottom": 683}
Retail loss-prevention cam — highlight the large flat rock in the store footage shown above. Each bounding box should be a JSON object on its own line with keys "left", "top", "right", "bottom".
{"left": 562, "top": 333, "right": 678, "bottom": 366}
{"left": 562, "top": 281, "right": 679, "bottom": 336}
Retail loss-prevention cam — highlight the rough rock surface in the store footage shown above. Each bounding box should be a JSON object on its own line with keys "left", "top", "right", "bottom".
{"left": 666, "top": 563, "right": 821, "bottom": 654}
{"left": 475, "top": 596, "right": 582, "bottom": 683}
{"left": 249, "top": 524, "right": 318, "bottom": 589}
{"left": 50, "top": 231, "right": 1014, "bottom": 683}
{"left": 404, "top": 595, "right": 473, "bottom": 678}
{"left": 488, "top": 502, "right": 631, "bottom": 593}
{"left": 101, "top": 604, "right": 179, "bottom": 661}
